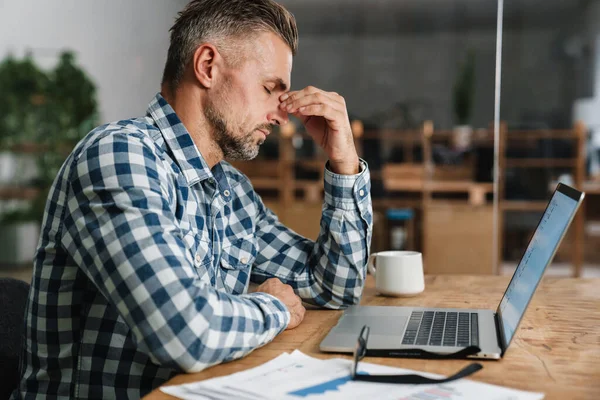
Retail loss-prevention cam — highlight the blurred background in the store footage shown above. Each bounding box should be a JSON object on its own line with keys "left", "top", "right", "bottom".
{"left": 1, "top": 0, "right": 599, "bottom": 282}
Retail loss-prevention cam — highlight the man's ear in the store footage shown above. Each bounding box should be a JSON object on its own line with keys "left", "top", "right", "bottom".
{"left": 192, "top": 43, "right": 221, "bottom": 89}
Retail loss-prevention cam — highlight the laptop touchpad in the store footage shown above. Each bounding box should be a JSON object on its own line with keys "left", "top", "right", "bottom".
{"left": 336, "top": 315, "right": 408, "bottom": 348}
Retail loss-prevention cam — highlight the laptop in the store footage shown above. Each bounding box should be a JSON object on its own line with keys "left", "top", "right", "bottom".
{"left": 320, "top": 183, "right": 585, "bottom": 360}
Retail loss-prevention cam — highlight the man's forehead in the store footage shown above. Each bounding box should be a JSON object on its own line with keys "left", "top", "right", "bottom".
{"left": 251, "top": 32, "right": 293, "bottom": 86}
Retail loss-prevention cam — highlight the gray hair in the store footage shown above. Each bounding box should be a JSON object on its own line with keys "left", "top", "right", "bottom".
{"left": 161, "top": 0, "right": 298, "bottom": 93}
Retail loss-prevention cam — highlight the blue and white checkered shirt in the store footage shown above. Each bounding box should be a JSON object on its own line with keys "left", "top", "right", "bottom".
{"left": 14, "top": 93, "right": 372, "bottom": 399}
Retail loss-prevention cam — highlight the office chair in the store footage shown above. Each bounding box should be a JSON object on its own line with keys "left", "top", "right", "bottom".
{"left": 0, "top": 278, "right": 30, "bottom": 399}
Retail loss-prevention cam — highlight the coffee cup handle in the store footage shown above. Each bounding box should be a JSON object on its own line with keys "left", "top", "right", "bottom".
{"left": 367, "top": 253, "right": 378, "bottom": 276}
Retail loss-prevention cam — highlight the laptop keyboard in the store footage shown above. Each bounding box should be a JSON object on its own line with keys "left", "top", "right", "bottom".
{"left": 402, "top": 311, "right": 479, "bottom": 347}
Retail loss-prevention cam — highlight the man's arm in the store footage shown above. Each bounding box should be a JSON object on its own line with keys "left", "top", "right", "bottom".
{"left": 250, "top": 86, "right": 373, "bottom": 308}
{"left": 63, "top": 131, "right": 291, "bottom": 373}
{"left": 251, "top": 160, "right": 372, "bottom": 308}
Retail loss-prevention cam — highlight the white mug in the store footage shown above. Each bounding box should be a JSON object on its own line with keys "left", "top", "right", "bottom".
{"left": 367, "top": 251, "right": 425, "bottom": 297}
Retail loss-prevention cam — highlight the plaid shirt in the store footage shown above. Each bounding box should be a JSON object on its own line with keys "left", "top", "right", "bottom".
{"left": 14, "top": 94, "right": 372, "bottom": 399}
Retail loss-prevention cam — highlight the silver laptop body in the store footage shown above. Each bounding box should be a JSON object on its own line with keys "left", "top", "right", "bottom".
{"left": 320, "top": 183, "right": 585, "bottom": 360}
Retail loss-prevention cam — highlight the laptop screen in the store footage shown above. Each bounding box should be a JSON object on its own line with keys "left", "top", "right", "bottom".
{"left": 497, "top": 185, "right": 582, "bottom": 348}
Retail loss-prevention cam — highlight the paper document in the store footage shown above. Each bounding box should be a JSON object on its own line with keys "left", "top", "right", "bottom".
{"left": 160, "top": 350, "right": 544, "bottom": 400}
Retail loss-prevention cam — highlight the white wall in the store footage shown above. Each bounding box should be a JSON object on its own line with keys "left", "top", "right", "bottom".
{"left": 0, "top": 0, "right": 187, "bottom": 123}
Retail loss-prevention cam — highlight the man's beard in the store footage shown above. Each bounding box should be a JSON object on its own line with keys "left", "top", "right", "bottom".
{"left": 205, "top": 100, "right": 266, "bottom": 161}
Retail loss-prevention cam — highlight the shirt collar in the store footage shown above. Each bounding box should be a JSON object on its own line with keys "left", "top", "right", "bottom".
{"left": 147, "top": 93, "right": 213, "bottom": 187}
{"left": 146, "top": 94, "right": 233, "bottom": 199}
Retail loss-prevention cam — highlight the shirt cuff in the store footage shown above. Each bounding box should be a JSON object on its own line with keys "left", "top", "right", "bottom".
{"left": 323, "top": 159, "right": 371, "bottom": 210}
{"left": 243, "top": 292, "right": 291, "bottom": 336}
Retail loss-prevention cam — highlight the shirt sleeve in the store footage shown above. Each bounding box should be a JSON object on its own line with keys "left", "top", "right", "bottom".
{"left": 63, "top": 131, "right": 290, "bottom": 373}
{"left": 250, "top": 160, "right": 373, "bottom": 308}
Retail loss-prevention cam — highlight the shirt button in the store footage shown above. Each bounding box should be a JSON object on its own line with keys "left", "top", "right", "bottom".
{"left": 359, "top": 189, "right": 365, "bottom": 196}
{"left": 195, "top": 254, "right": 202, "bottom": 264}
{"left": 208, "top": 178, "right": 215, "bottom": 185}
{"left": 240, "top": 257, "right": 248, "bottom": 264}
{"left": 223, "top": 189, "right": 230, "bottom": 197}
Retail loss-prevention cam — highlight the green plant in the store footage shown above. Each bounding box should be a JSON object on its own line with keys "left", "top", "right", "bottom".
{"left": 46, "top": 52, "right": 99, "bottom": 141}
{"left": 0, "top": 51, "right": 98, "bottom": 223}
{"left": 452, "top": 51, "right": 476, "bottom": 126}
{"left": 0, "top": 53, "right": 49, "bottom": 148}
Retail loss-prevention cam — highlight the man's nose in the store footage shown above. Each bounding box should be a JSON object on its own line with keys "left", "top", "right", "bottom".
{"left": 268, "top": 107, "right": 289, "bottom": 126}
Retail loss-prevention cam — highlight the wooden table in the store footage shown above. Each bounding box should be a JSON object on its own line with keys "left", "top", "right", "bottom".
{"left": 146, "top": 275, "right": 600, "bottom": 400}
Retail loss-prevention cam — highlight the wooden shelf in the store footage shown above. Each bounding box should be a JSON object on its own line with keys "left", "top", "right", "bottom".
{"left": 246, "top": 178, "right": 279, "bottom": 190}
{"left": 4, "top": 142, "right": 76, "bottom": 155}
{"left": 372, "top": 198, "right": 422, "bottom": 210}
{"left": 0, "top": 186, "right": 40, "bottom": 200}
{"left": 505, "top": 159, "right": 577, "bottom": 168}
{"left": 249, "top": 178, "right": 322, "bottom": 192}
{"left": 6, "top": 143, "right": 48, "bottom": 154}
{"left": 242, "top": 121, "right": 587, "bottom": 277}
{"left": 505, "top": 130, "right": 576, "bottom": 139}
{"left": 498, "top": 122, "right": 587, "bottom": 277}
{"left": 296, "top": 160, "right": 325, "bottom": 171}
{"left": 382, "top": 178, "right": 492, "bottom": 193}
{"left": 360, "top": 129, "right": 494, "bottom": 144}
{"left": 294, "top": 180, "right": 322, "bottom": 189}
{"left": 501, "top": 201, "right": 549, "bottom": 211}
{"left": 361, "top": 130, "right": 422, "bottom": 140}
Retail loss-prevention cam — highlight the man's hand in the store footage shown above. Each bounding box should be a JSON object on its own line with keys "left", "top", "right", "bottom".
{"left": 279, "top": 87, "right": 359, "bottom": 175}
{"left": 254, "top": 278, "right": 306, "bottom": 330}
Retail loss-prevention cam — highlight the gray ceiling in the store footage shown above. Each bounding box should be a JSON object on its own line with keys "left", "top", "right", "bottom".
{"left": 277, "top": 0, "right": 586, "bottom": 34}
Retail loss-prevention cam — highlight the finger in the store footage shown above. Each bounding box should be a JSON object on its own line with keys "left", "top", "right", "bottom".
{"left": 280, "top": 87, "right": 343, "bottom": 109}
{"left": 292, "top": 104, "right": 346, "bottom": 129}
{"left": 279, "top": 86, "right": 318, "bottom": 102}
{"left": 282, "top": 93, "right": 344, "bottom": 115}
{"left": 283, "top": 91, "right": 344, "bottom": 112}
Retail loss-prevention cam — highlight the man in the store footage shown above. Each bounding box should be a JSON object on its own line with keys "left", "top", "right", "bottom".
{"left": 14, "top": 0, "right": 372, "bottom": 398}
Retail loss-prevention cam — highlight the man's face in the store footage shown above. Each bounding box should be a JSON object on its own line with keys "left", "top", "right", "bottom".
{"left": 205, "top": 31, "right": 292, "bottom": 161}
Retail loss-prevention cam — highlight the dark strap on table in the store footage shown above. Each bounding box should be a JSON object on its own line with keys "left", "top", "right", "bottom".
{"left": 353, "top": 362, "right": 483, "bottom": 385}
{"left": 364, "top": 345, "right": 482, "bottom": 360}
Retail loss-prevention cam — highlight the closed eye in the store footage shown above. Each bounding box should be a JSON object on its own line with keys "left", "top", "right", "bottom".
{"left": 264, "top": 86, "right": 272, "bottom": 95}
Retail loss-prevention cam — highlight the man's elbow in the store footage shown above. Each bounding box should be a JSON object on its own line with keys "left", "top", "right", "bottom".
{"left": 342, "top": 285, "right": 365, "bottom": 307}
{"left": 146, "top": 339, "right": 233, "bottom": 374}
{"left": 322, "top": 282, "right": 365, "bottom": 309}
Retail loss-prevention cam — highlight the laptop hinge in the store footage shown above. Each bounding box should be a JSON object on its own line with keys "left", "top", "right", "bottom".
{"left": 493, "top": 313, "right": 506, "bottom": 356}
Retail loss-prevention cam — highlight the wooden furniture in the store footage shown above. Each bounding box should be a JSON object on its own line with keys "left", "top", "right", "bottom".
{"left": 146, "top": 274, "right": 600, "bottom": 400}
{"left": 554, "top": 179, "right": 600, "bottom": 265}
{"left": 0, "top": 187, "right": 39, "bottom": 201}
{"left": 379, "top": 122, "right": 494, "bottom": 206}
{"left": 379, "top": 122, "right": 496, "bottom": 274}
{"left": 264, "top": 200, "right": 322, "bottom": 241}
{"left": 232, "top": 120, "right": 590, "bottom": 275}
{"left": 424, "top": 202, "right": 494, "bottom": 274}
{"left": 498, "top": 123, "right": 587, "bottom": 277}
